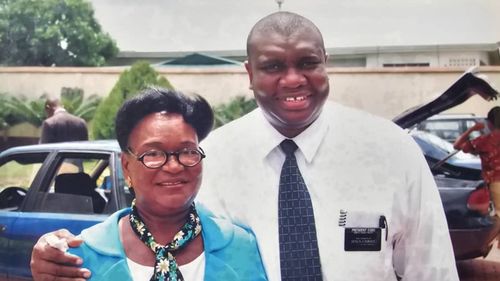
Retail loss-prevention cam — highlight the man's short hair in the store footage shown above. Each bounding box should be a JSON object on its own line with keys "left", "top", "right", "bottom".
{"left": 246, "top": 11, "right": 326, "bottom": 57}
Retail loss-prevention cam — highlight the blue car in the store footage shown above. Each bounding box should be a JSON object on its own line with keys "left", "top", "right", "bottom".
{"left": 0, "top": 140, "right": 133, "bottom": 280}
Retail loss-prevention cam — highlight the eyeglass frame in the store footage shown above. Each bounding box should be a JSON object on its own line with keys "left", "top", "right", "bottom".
{"left": 126, "top": 147, "right": 206, "bottom": 169}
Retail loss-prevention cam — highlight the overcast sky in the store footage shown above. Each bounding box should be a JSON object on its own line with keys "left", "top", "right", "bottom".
{"left": 89, "top": 0, "right": 500, "bottom": 52}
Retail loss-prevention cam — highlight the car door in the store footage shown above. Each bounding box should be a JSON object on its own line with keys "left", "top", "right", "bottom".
{"left": 393, "top": 68, "right": 498, "bottom": 128}
{"left": 0, "top": 151, "right": 49, "bottom": 280}
{"left": 1, "top": 150, "right": 122, "bottom": 280}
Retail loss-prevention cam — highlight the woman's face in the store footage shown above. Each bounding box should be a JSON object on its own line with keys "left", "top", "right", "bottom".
{"left": 121, "top": 112, "right": 203, "bottom": 216}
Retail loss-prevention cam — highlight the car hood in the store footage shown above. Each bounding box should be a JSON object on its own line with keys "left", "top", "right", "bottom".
{"left": 392, "top": 67, "right": 499, "bottom": 129}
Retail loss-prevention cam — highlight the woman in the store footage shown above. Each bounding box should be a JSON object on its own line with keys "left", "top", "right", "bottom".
{"left": 454, "top": 106, "right": 500, "bottom": 248}
{"left": 69, "top": 88, "right": 267, "bottom": 280}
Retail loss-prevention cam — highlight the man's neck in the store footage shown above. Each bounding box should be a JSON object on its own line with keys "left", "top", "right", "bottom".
{"left": 53, "top": 108, "right": 66, "bottom": 114}
{"left": 275, "top": 126, "right": 308, "bottom": 138}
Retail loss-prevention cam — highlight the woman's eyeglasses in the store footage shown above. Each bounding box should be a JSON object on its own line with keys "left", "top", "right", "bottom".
{"left": 127, "top": 147, "right": 205, "bottom": 169}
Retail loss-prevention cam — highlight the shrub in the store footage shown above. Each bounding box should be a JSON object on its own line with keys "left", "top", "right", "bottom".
{"left": 60, "top": 87, "right": 102, "bottom": 122}
{"left": 213, "top": 96, "right": 257, "bottom": 129}
{"left": 91, "top": 61, "right": 173, "bottom": 139}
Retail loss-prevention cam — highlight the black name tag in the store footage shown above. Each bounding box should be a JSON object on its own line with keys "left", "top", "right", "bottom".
{"left": 344, "top": 228, "right": 381, "bottom": 251}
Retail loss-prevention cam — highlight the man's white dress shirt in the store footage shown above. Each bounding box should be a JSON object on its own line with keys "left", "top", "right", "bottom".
{"left": 197, "top": 102, "right": 459, "bottom": 281}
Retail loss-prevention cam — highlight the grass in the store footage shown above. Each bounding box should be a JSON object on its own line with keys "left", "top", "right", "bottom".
{"left": 0, "top": 162, "right": 42, "bottom": 190}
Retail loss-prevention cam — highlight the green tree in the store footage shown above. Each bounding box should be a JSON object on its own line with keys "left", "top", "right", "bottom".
{"left": 92, "top": 61, "right": 173, "bottom": 139}
{"left": 0, "top": 93, "right": 22, "bottom": 129}
{"left": 1, "top": 94, "right": 46, "bottom": 127}
{"left": 0, "top": 88, "right": 102, "bottom": 128}
{"left": 213, "top": 96, "right": 257, "bottom": 128}
{"left": 0, "top": 0, "right": 118, "bottom": 66}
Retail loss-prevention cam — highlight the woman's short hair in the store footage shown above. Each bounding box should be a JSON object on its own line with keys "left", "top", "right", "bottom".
{"left": 487, "top": 106, "right": 500, "bottom": 129}
{"left": 115, "top": 88, "right": 214, "bottom": 151}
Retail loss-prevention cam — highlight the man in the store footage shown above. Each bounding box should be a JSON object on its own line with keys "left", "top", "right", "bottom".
{"left": 40, "top": 98, "right": 88, "bottom": 144}
{"left": 30, "top": 12, "right": 458, "bottom": 281}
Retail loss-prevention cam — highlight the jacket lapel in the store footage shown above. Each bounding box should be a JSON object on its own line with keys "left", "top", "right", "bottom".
{"left": 198, "top": 205, "right": 241, "bottom": 280}
{"left": 204, "top": 254, "right": 239, "bottom": 280}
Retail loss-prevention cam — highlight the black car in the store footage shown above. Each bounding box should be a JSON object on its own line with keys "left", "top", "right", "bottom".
{"left": 393, "top": 67, "right": 500, "bottom": 260}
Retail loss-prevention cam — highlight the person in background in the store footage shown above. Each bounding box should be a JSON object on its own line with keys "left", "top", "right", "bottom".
{"left": 40, "top": 98, "right": 88, "bottom": 144}
{"left": 454, "top": 106, "right": 500, "bottom": 248}
{"left": 30, "top": 11, "right": 458, "bottom": 281}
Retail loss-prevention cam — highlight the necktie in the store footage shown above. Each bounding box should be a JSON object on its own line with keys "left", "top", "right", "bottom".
{"left": 278, "top": 139, "right": 323, "bottom": 281}
{"left": 129, "top": 199, "right": 202, "bottom": 281}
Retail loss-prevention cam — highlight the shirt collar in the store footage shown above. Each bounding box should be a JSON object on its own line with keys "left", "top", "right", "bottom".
{"left": 258, "top": 107, "right": 329, "bottom": 163}
{"left": 293, "top": 109, "right": 328, "bottom": 163}
{"left": 54, "top": 108, "right": 67, "bottom": 114}
{"left": 243, "top": 108, "right": 285, "bottom": 161}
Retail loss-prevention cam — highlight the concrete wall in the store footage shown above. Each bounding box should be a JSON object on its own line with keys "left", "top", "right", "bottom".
{"left": 1, "top": 66, "right": 499, "bottom": 121}
{"left": 0, "top": 123, "right": 40, "bottom": 150}
{"left": 329, "top": 67, "right": 500, "bottom": 118}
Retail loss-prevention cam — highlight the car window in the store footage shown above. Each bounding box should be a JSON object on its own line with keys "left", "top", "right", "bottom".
{"left": 465, "top": 120, "right": 477, "bottom": 129}
{"left": 421, "top": 120, "right": 461, "bottom": 142}
{"left": 465, "top": 119, "right": 485, "bottom": 139}
{"left": 423, "top": 120, "right": 460, "bottom": 131}
{"left": 32, "top": 154, "right": 112, "bottom": 214}
{"left": 413, "top": 131, "right": 478, "bottom": 161}
{"left": 0, "top": 153, "right": 48, "bottom": 210}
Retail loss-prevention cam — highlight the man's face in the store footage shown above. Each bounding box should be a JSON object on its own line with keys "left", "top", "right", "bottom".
{"left": 245, "top": 29, "right": 329, "bottom": 137}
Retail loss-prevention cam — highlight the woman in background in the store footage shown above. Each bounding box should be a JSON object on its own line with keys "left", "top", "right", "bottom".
{"left": 454, "top": 106, "right": 500, "bottom": 248}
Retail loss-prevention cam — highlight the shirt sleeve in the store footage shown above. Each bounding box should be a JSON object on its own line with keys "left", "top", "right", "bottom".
{"left": 392, "top": 138, "right": 459, "bottom": 281}
{"left": 465, "top": 135, "right": 486, "bottom": 154}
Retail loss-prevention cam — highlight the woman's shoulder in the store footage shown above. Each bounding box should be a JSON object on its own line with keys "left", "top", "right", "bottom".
{"left": 80, "top": 208, "right": 130, "bottom": 241}
{"left": 196, "top": 204, "right": 261, "bottom": 255}
{"left": 197, "top": 206, "right": 267, "bottom": 280}
{"left": 197, "top": 205, "right": 253, "bottom": 243}
{"left": 72, "top": 208, "right": 130, "bottom": 258}
{"left": 68, "top": 209, "right": 132, "bottom": 280}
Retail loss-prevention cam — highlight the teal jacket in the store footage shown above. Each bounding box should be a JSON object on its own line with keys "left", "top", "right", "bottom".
{"left": 69, "top": 206, "right": 267, "bottom": 281}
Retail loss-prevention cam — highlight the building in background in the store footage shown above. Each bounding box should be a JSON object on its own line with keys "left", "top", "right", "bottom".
{"left": 110, "top": 43, "right": 500, "bottom": 68}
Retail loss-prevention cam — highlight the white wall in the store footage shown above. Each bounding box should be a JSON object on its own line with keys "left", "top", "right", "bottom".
{"left": 1, "top": 66, "right": 499, "bottom": 121}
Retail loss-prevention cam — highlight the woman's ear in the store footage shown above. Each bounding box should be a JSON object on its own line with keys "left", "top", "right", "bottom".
{"left": 121, "top": 153, "right": 131, "bottom": 182}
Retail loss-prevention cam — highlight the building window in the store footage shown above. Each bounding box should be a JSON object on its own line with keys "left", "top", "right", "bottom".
{"left": 383, "top": 63, "right": 430, "bottom": 67}
{"left": 446, "top": 58, "right": 477, "bottom": 67}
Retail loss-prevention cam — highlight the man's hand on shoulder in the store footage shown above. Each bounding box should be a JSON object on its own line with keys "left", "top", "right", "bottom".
{"left": 31, "top": 229, "right": 91, "bottom": 281}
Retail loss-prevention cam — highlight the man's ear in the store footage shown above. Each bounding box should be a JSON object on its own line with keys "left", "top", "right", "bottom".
{"left": 324, "top": 52, "right": 329, "bottom": 63}
{"left": 244, "top": 60, "right": 254, "bottom": 85}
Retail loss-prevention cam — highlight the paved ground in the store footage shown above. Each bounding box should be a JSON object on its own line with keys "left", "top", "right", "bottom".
{"left": 457, "top": 240, "right": 500, "bottom": 281}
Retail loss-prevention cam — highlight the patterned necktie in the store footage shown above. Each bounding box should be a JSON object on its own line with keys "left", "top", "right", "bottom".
{"left": 278, "top": 139, "right": 323, "bottom": 281}
{"left": 129, "top": 199, "right": 202, "bottom": 281}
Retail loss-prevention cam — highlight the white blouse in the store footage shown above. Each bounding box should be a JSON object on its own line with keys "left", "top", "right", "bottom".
{"left": 127, "top": 252, "right": 205, "bottom": 281}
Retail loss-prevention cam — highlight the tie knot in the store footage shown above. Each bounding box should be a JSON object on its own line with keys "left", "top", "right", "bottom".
{"left": 280, "top": 139, "right": 298, "bottom": 156}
